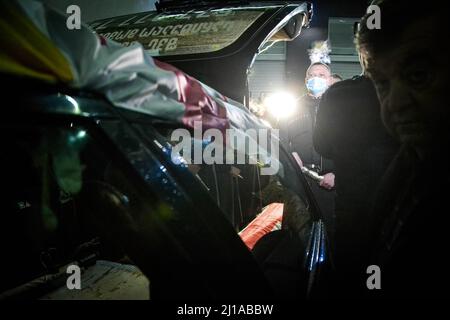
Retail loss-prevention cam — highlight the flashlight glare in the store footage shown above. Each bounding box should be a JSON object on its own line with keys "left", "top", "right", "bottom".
{"left": 264, "top": 92, "right": 296, "bottom": 119}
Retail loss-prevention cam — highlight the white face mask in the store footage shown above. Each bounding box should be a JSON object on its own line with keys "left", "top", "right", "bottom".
{"left": 306, "top": 77, "right": 329, "bottom": 97}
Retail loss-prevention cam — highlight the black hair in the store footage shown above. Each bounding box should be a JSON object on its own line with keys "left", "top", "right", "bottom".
{"left": 356, "top": 0, "right": 445, "bottom": 59}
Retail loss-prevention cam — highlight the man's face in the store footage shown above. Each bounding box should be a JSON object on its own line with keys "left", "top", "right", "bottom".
{"left": 364, "top": 17, "right": 448, "bottom": 149}
{"left": 306, "top": 64, "right": 331, "bottom": 83}
{"left": 305, "top": 64, "right": 331, "bottom": 98}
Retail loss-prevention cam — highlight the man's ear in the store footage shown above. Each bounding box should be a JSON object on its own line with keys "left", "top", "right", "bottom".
{"left": 358, "top": 51, "right": 367, "bottom": 75}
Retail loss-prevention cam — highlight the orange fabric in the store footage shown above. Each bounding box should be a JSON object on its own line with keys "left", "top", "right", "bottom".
{"left": 239, "top": 203, "right": 284, "bottom": 250}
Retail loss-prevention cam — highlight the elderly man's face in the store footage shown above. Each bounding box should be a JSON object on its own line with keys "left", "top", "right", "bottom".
{"left": 306, "top": 64, "right": 331, "bottom": 83}
{"left": 364, "top": 17, "right": 448, "bottom": 149}
{"left": 305, "top": 64, "right": 332, "bottom": 98}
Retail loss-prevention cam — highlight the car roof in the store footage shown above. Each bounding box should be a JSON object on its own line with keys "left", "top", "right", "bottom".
{"left": 0, "top": 73, "right": 167, "bottom": 123}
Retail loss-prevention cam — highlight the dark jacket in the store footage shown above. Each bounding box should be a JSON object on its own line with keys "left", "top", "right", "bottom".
{"left": 281, "top": 94, "right": 333, "bottom": 173}
{"left": 313, "top": 76, "right": 398, "bottom": 270}
{"left": 366, "top": 145, "right": 450, "bottom": 298}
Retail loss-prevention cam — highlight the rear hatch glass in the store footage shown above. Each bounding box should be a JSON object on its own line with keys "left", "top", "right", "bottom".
{"left": 90, "top": 6, "right": 280, "bottom": 56}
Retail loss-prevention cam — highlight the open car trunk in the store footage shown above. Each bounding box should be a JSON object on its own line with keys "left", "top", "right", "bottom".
{"left": 90, "top": 1, "right": 312, "bottom": 104}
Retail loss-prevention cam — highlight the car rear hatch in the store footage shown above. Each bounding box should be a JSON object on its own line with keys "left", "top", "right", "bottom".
{"left": 89, "top": 0, "right": 312, "bottom": 104}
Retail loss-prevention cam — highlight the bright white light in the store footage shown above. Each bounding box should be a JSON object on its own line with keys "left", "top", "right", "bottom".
{"left": 76, "top": 130, "right": 87, "bottom": 139}
{"left": 264, "top": 91, "right": 297, "bottom": 120}
{"left": 65, "top": 95, "right": 80, "bottom": 114}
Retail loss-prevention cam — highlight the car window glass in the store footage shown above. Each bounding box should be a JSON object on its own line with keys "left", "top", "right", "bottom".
{"left": 137, "top": 123, "right": 313, "bottom": 239}
{"left": 0, "top": 121, "right": 168, "bottom": 294}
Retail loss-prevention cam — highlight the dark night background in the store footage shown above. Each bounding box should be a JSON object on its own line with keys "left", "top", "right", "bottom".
{"left": 286, "top": 0, "right": 369, "bottom": 92}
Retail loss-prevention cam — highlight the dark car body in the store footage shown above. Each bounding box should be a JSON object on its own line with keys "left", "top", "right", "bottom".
{"left": 0, "top": 0, "right": 331, "bottom": 300}
{"left": 0, "top": 76, "right": 274, "bottom": 299}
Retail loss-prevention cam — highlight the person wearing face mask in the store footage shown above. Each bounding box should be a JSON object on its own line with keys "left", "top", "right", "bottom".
{"left": 305, "top": 66, "right": 330, "bottom": 99}
{"left": 288, "top": 62, "right": 334, "bottom": 182}
{"left": 282, "top": 62, "right": 336, "bottom": 235}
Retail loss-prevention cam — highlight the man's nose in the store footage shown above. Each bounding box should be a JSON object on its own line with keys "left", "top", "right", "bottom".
{"left": 386, "top": 81, "right": 414, "bottom": 113}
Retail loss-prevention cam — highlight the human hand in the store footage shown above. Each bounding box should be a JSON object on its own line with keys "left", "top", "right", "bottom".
{"left": 319, "top": 172, "right": 335, "bottom": 190}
